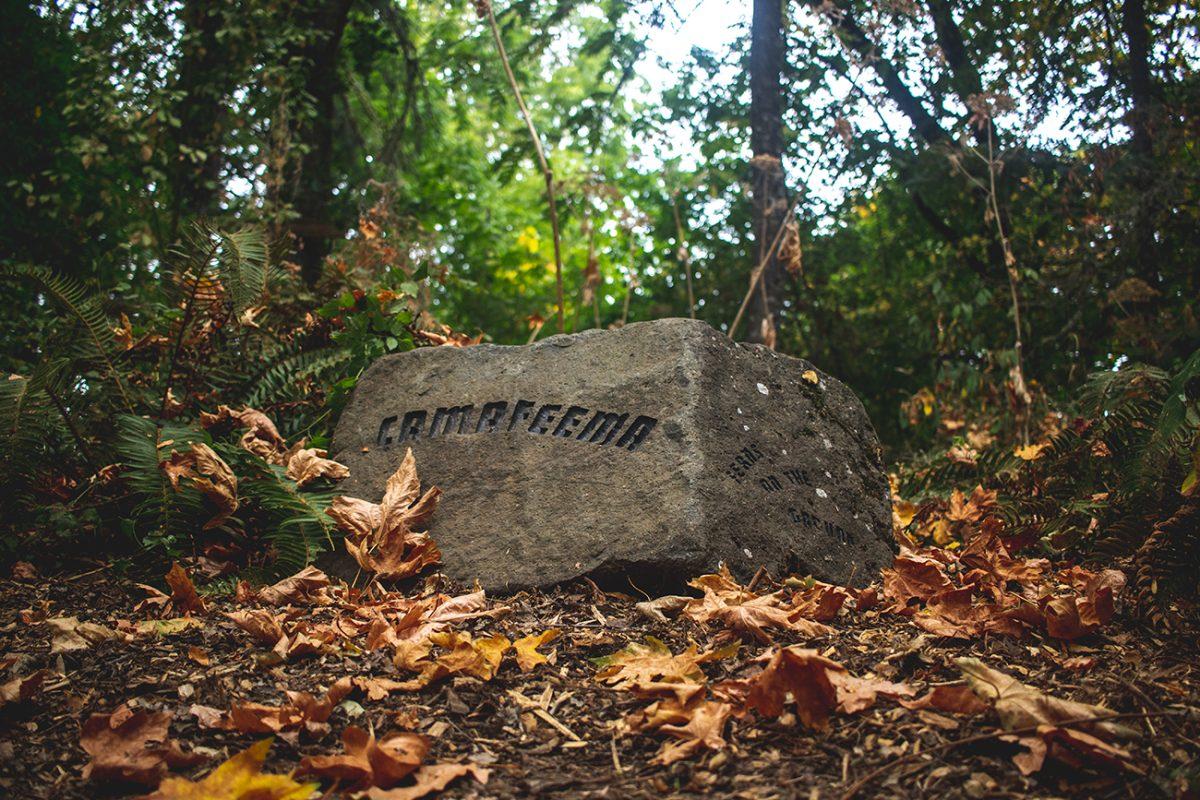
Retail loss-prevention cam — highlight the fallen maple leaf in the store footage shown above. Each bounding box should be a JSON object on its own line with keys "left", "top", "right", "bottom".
{"left": 429, "top": 631, "right": 510, "bottom": 680}
{"left": 683, "top": 566, "right": 831, "bottom": 642}
{"left": 956, "top": 658, "right": 1137, "bottom": 739}
{"left": 1014, "top": 442, "right": 1049, "bottom": 460}
{"left": 0, "top": 669, "right": 45, "bottom": 709}
{"left": 254, "top": 566, "right": 332, "bottom": 606}
{"left": 595, "top": 637, "right": 734, "bottom": 693}
{"left": 881, "top": 552, "right": 953, "bottom": 609}
{"left": 47, "top": 616, "right": 124, "bottom": 653}
{"left": 11, "top": 560, "right": 38, "bottom": 582}
{"left": 1008, "top": 724, "right": 1138, "bottom": 775}
{"left": 513, "top": 629, "right": 560, "bottom": 672}
{"left": 900, "top": 684, "right": 989, "bottom": 715}
{"left": 284, "top": 446, "right": 350, "bottom": 487}
{"left": 144, "top": 738, "right": 317, "bottom": 799}
{"left": 227, "top": 678, "right": 353, "bottom": 739}
{"left": 653, "top": 698, "right": 732, "bottom": 765}
{"left": 298, "top": 725, "right": 427, "bottom": 789}
{"left": 328, "top": 448, "right": 443, "bottom": 580}
{"left": 737, "top": 646, "right": 841, "bottom": 729}
{"left": 80, "top": 704, "right": 204, "bottom": 785}
{"left": 364, "top": 763, "right": 489, "bottom": 800}
{"left": 225, "top": 609, "right": 285, "bottom": 645}
{"left": 162, "top": 443, "right": 239, "bottom": 529}
{"left": 165, "top": 563, "right": 207, "bottom": 615}
{"left": 201, "top": 405, "right": 289, "bottom": 464}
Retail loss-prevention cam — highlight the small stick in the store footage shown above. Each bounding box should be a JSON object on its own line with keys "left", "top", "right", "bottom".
{"left": 483, "top": 3, "right": 565, "bottom": 334}
{"left": 746, "top": 565, "right": 769, "bottom": 593}
{"left": 839, "top": 709, "right": 1183, "bottom": 800}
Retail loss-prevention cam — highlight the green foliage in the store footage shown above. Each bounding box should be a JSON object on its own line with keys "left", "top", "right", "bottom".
{"left": 900, "top": 350, "right": 1200, "bottom": 569}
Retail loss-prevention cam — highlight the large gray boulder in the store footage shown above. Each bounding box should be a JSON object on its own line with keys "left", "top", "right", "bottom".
{"left": 329, "top": 318, "right": 894, "bottom": 591}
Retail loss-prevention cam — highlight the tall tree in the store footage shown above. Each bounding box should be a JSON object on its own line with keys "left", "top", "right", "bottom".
{"left": 167, "top": 1, "right": 249, "bottom": 244}
{"left": 745, "top": 0, "right": 790, "bottom": 346}
{"left": 282, "top": 0, "right": 355, "bottom": 285}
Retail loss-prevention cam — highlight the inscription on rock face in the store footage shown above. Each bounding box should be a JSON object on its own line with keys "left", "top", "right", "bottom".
{"left": 330, "top": 317, "right": 896, "bottom": 592}
{"left": 376, "top": 401, "right": 657, "bottom": 451}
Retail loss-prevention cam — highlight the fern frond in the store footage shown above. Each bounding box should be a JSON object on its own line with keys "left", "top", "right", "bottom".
{"left": 115, "top": 414, "right": 208, "bottom": 552}
{"left": 213, "top": 225, "right": 272, "bottom": 317}
{"left": 2, "top": 264, "right": 135, "bottom": 413}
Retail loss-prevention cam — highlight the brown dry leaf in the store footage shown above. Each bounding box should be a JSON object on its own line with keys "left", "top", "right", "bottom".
{"left": 284, "top": 447, "right": 350, "bottom": 488}
{"left": 227, "top": 678, "right": 353, "bottom": 738}
{"left": 365, "top": 763, "right": 489, "bottom": 800}
{"left": 513, "top": 629, "right": 560, "bottom": 672}
{"left": 684, "top": 566, "right": 831, "bottom": 642}
{"left": 788, "top": 581, "right": 851, "bottom": 623}
{"left": 595, "top": 637, "right": 734, "bottom": 692}
{"left": 957, "top": 658, "right": 1137, "bottom": 739}
{"left": 829, "top": 671, "right": 914, "bottom": 713}
{"left": 255, "top": 566, "right": 333, "bottom": 607}
{"left": 654, "top": 699, "right": 732, "bottom": 765}
{"left": 0, "top": 669, "right": 45, "bottom": 709}
{"left": 11, "top": 561, "right": 38, "bottom": 582}
{"left": 298, "top": 725, "right": 427, "bottom": 789}
{"left": 391, "top": 590, "right": 501, "bottom": 642}
{"left": 201, "top": 405, "right": 288, "bottom": 464}
{"left": 1008, "top": 724, "right": 1138, "bottom": 775}
{"left": 47, "top": 616, "right": 124, "bottom": 653}
{"left": 1040, "top": 567, "right": 1126, "bottom": 640}
{"left": 144, "top": 739, "right": 317, "bottom": 799}
{"left": 354, "top": 677, "right": 414, "bottom": 701}
{"left": 393, "top": 632, "right": 511, "bottom": 690}
{"left": 738, "top": 646, "right": 840, "bottom": 729}
{"left": 901, "top": 684, "right": 989, "bottom": 715}
{"left": 162, "top": 443, "right": 239, "bottom": 529}
{"left": 80, "top": 704, "right": 204, "bottom": 786}
{"left": 346, "top": 529, "right": 442, "bottom": 582}
{"left": 225, "top": 609, "right": 285, "bottom": 645}
{"left": 881, "top": 553, "right": 953, "bottom": 609}
{"left": 328, "top": 448, "right": 442, "bottom": 581}
{"left": 165, "top": 563, "right": 207, "bottom": 615}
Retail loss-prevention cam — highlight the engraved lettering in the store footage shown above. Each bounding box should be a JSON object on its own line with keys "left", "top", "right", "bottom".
{"left": 759, "top": 474, "right": 783, "bottom": 493}
{"left": 507, "top": 399, "right": 536, "bottom": 431}
{"left": 528, "top": 404, "right": 562, "bottom": 435}
{"left": 552, "top": 405, "right": 589, "bottom": 438}
{"left": 616, "top": 415, "right": 657, "bottom": 451}
{"left": 576, "top": 411, "right": 628, "bottom": 445}
{"left": 429, "top": 405, "right": 474, "bottom": 436}
{"left": 475, "top": 401, "right": 509, "bottom": 433}
{"left": 375, "top": 400, "right": 656, "bottom": 452}
{"left": 397, "top": 410, "right": 426, "bottom": 442}
{"left": 377, "top": 415, "right": 397, "bottom": 446}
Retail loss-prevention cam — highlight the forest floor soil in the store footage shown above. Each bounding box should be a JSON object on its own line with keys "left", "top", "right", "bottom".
{"left": 1, "top": 567, "right": 1198, "bottom": 799}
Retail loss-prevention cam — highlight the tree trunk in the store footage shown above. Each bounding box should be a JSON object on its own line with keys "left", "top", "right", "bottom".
{"left": 746, "top": 0, "right": 789, "bottom": 346}
{"left": 1121, "top": 0, "right": 1158, "bottom": 274}
{"left": 285, "top": 0, "right": 355, "bottom": 285}
{"left": 168, "top": 1, "right": 245, "bottom": 242}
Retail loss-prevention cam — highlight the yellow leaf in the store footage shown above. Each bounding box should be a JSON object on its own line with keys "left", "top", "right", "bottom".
{"left": 513, "top": 630, "right": 560, "bottom": 672}
{"left": 515, "top": 226, "right": 540, "bottom": 254}
{"left": 1014, "top": 442, "right": 1048, "bottom": 461}
{"left": 801, "top": 370, "right": 819, "bottom": 385}
{"left": 145, "top": 739, "right": 317, "bottom": 800}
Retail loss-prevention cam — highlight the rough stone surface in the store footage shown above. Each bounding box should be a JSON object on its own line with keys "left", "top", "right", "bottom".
{"left": 329, "top": 318, "right": 894, "bottom": 591}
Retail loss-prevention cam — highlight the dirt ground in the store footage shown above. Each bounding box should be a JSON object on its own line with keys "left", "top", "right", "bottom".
{"left": 1, "top": 566, "right": 1198, "bottom": 800}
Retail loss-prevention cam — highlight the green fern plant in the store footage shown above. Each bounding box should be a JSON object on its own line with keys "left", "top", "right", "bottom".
{"left": 2, "top": 264, "right": 136, "bottom": 413}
